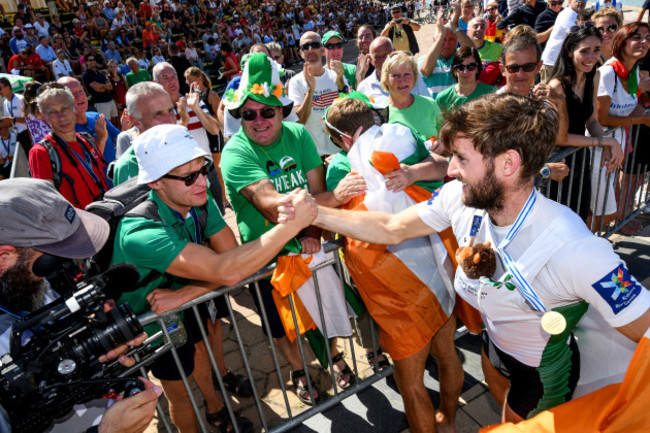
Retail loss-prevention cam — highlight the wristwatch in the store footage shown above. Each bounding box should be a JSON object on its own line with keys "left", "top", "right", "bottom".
{"left": 539, "top": 164, "right": 551, "bottom": 179}
{"left": 454, "top": 26, "right": 463, "bottom": 33}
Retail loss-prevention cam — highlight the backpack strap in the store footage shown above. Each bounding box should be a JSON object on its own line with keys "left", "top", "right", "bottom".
{"left": 37, "top": 137, "right": 62, "bottom": 190}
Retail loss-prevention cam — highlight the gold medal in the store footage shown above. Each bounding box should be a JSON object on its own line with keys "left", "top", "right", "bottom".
{"left": 541, "top": 311, "right": 566, "bottom": 335}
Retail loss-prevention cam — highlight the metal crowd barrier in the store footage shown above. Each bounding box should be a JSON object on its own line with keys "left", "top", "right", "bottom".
{"left": 537, "top": 124, "right": 649, "bottom": 238}
{"left": 137, "top": 240, "right": 396, "bottom": 433}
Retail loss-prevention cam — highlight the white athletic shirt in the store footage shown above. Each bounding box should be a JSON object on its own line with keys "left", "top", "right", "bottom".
{"left": 541, "top": 7, "right": 577, "bottom": 66}
{"left": 415, "top": 181, "right": 649, "bottom": 368}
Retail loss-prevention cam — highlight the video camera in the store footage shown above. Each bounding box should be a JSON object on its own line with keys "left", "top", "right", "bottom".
{"left": 0, "top": 262, "right": 185, "bottom": 433}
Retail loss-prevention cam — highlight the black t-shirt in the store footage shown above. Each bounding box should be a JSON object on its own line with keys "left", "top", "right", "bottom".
{"left": 534, "top": 7, "right": 560, "bottom": 32}
{"left": 82, "top": 68, "right": 113, "bottom": 103}
{"left": 168, "top": 55, "right": 192, "bottom": 95}
{"left": 498, "top": 1, "right": 548, "bottom": 29}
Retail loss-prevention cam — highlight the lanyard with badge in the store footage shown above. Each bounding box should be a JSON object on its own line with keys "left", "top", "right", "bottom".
{"left": 7, "top": 94, "right": 17, "bottom": 118}
{"left": 473, "top": 189, "right": 567, "bottom": 335}
{"left": 171, "top": 207, "right": 220, "bottom": 321}
{"left": 0, "top": 137, "right": 11, "bottom": 162}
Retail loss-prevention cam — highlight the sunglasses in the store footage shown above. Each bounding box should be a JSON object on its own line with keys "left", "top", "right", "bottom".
{"left": 162, "top": 163, "right": 210, "bottom": 186}
{"left": 504, "top": 62, "right": 538, "bottom": 73}
{"left": 488, "top": 6, "right": 498, "bottom": 10}
{"left": 569, "top": 21, "right": 594, "bottom": 33}
{"left": 596, "top": 23, "right": 618, "bottom": 34}
{"left": 241, "top": 106, "right": 277, "bottom": 121}
{"left": 550, "top": 1, "right": 563, "bottom": 4}
{"left": 324, "top": 42, "right": 343, "bottom": 49}
{"left": 453, "top": 62, "right": 479, "bottom": 72}
{"left": 300, "top": 41, "right": 322, "bottom": 51}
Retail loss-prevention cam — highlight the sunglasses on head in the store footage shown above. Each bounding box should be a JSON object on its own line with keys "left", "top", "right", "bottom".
{"left": 241, "top": 106, "right": 277, "bottom": 121}
{"left": 504, "top": 62, "right": 538, "bottom": 73}
{"left": 453, "top": 62, "right": 479, "bottom": 72}
{"left": 597, "top": 23, "right": 618, "bottom": 34}
{"left": 162, "top": 163, "right": 210, "bottom": 186}
{"left": 324, "top": 42, "right": 343, "bottom": 49}
{"left": 300, "top": 41, "right": 322, "bottom": 50}
{"left": 570, "top": 21, "right": 594, "bottom": 33}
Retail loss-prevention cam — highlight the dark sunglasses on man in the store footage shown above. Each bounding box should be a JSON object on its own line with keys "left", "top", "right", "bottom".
{"left": 162, "top": 163, "right": 210, "bottom": 186}
{"left": 324, "top": 42, "right": 344, "bottom": 49}
{"left": 504, "top": 62, "right": 538, "bottom": 73}
{"left": 241, "top": 106, "right": 277, "bottom": 122}
{"left": 300, "top": 41, "right": 322, "bottom": 51}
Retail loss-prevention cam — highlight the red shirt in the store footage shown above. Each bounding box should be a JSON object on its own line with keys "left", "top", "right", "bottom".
{"left": 29, "top": 133, "right": 109, "bottom": 209}
{"left": 139, "top": 3, "right": 152, "bottom": 19}
{"left": 25, "top": 53, "right": 44, "bottom": 69}
{"left": 8, "top": 54, "right": 25, "bottom": 71}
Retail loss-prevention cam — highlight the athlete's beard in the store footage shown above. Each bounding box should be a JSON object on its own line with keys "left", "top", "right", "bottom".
{"left": 462, "top": 160, "right": 505, "bottom": 212}
{"left": 0, "top": 248, "right": 47, "bottom": 313}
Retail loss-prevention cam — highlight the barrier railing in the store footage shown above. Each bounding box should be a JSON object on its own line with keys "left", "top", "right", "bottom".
{"left": 537, "top": 124, "right": 649, "bottom": 238}
{"left": 137, "top": 239, "right": 395, "bottom": 433}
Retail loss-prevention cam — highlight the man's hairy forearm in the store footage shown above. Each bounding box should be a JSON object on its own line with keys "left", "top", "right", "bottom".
{"left": 314, "top": 206, "right": 402, "bottom": 245}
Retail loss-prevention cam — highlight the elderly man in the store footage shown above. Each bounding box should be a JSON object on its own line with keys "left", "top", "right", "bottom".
{"left": 459, "top": 14, "right": 504, "bottom": 62}
{"left": 112, "top": 123, "right": 315, "bottom": 433}
{"left": 357, "top": 37, "right": 430, "bottom": 103}
{"left": 58, "top": 76, "right": 121, "bottom": 163}
{"left": 288, "top": 31, "right": 348, "bottom": 156}
{"left": 28, "top": 87, "right": 111, "bottom": 209}
{"left": 381, "top": 3, "right": 420, "bottom": 54}
{"left": 0, "top": 178, "right": 161, "bottom": 432}
{"left": 288, "top": 93, "right": 650, "bottom": 425}
{"left": 125, "top": 56, "right": 152, "bottom": 87}
{"left": 222, "top": 53, "right": 356, "bottom": 405}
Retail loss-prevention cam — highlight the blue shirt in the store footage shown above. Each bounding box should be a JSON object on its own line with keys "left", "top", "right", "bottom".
{"left": 76, "top": 112, "right": 120, "bottom": 164}
{"left": 103, "top": 7, "right": 116, "bottom": 20}
{"left": 104, "top": 49, "right": 122, "bottom": 63}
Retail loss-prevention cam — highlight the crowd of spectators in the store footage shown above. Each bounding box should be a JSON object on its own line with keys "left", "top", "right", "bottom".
{"left": 1, "top": 0, "right": 650, "bottom": 432}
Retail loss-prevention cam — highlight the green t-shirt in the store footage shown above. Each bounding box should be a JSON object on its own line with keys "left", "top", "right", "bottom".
{"left": 126, "top": 69, "right": 153, "bottom": 87}
{"left": 478, "top": 40, "right": 503, "bottom": 62}
{"left": 325, "top": 150, "right": 351, "bottom": 192}
{"left": 112, "top": 146, "right": 138, "bottom": 185}
{"left": 435, "top": 82, "right": 495, "bottom": 112}
{"left": 325, "top": 130, "right": 443, "bottom": 193}
{"left": 343, "top": 63, "right": 357, "bottom": 91}
{"left": 112, "top": 190, "right": 226, "bottom": 336}
{"left": 221, "top": 122, "right": 322, "bottom": 259}
{"left": 388, "top": 94, "right": 443, "bottom": 142}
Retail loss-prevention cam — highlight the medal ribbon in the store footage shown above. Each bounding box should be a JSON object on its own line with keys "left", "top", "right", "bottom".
{"left": 493, "top": 188, "right": 547, "bottom": 312}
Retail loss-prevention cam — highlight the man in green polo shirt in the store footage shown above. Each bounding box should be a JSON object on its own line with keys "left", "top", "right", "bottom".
{"left": 112, "top": 123, "right": 315, "bottom": 433}
{"left": 125, "top": 57, "right": 153, "bottom": 87}
{"left": 322, "top": 30, "right": 358, "bottom": 90}
{"left": 221, "top": 53, "right": 356, "bottom": 405}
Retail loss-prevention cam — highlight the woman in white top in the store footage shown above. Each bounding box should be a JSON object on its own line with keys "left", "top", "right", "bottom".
{"left": 596, "top": 22, "right": 650, "bottom": 234}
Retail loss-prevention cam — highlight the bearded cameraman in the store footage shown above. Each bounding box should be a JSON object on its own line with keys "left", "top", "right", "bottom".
{"left": 0, "top": 177, "right": 160, "bottom": 433}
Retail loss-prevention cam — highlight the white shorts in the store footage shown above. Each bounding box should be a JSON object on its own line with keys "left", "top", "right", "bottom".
{"left": 94, "top": 100, "right": 118, "bottom": 118}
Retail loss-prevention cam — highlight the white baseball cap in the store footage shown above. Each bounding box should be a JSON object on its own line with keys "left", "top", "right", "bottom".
{"left": 135, "top": 124, "right": 212, "bottom": 184}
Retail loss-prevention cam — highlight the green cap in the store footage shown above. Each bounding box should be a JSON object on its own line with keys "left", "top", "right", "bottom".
{"left": 322, "top": 30, "right": 344, "bottom": 45}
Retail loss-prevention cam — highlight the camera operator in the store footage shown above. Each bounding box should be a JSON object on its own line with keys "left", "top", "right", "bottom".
{"left": 0, "top": 177, "right": 160, "bottom": 433}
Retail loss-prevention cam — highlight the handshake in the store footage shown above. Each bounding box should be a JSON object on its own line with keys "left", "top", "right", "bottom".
{"left": 277, "top": 188, "right": 319, "bottom": 226}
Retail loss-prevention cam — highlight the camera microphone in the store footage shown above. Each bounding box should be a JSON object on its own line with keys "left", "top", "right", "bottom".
{"left": 99, "top": 263, "right": 141, "bottom": 300}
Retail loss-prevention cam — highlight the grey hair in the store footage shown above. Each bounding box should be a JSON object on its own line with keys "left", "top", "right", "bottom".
{"left": 125, "top": 82, "right": 167, "bottom": 120}
{"left": 152, "top": 61, "right": 176, "bottom": 82}
{"left": 126, "top": 56, "right": 138, "bottom": 65}
{"left": 36, "top": 88, "right": 75, "bottom": 114}
{"left": 266, "top": 41, "right": 282, "bottom": 54}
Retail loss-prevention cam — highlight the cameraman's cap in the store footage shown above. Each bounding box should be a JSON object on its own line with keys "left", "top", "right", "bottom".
{"left": 322, "top": 31, "right": 343, "bottom": 45}
{"left": 0, "top": 178, "right": 109, "bottom": 259}
{"left": 135, "top": 124, "right": 212, "bottom": 184}
{"left": 391, "top": 4, "right": 403, "bottom": 10}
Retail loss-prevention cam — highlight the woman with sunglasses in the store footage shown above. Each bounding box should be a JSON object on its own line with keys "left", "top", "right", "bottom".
{"left": 546, "top": 24, "right": 623, "bottom": 222}
{"left": 435, "top": 46, "right": 494, "bottom": 112}
{"left": 592, "top": 7, "right": 622, "bottom": 64}
{"left": 382, "top": 51, "right": 443, "bottom": 144}
{"left": 595, "top": 22, "right": 650, "bottom": 235}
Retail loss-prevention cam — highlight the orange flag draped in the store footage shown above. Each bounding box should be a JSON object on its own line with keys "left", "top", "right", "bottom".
{"left": 270, "top": 255, "right": 317, "bottom": 342}
{"left": 480, "top": 335, "right": 650, "bottom": 433}
{"left": 371, "top": 151, "right": 483, "bottom": 335}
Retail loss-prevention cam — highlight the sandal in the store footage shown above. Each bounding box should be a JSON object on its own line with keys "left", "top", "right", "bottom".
{"left": 331, "top": 352, "right": 355, "bottom": 389}
{"left": 290, "top": 369, "right": 320, "bottom": 406}
{"left": 216, "top": 371, "right": 254, "bottom": 398}
{"left": 205, "top": 405, "right": 253, "bottom": 433}
{"left": 365, "top": 348, "right": 392, "bottom": 373}
{"left": 619, "top": 220, "right": 644, "bottom": 236}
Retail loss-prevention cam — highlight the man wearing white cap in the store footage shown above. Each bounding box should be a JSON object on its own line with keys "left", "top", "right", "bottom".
{"left": 111, "top": 124, "right": 315, "bottom": 433}
{"left": 0, "top": 177, "right": 160, "bottom": 432}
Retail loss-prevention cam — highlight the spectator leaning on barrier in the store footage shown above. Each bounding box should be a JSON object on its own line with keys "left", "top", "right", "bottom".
{"left": 221, "top": 53, "right": 355, "bottom": 405}
{"left": 0, "top": 177, "right": 161, "bottom": 433}
{"left": 289, "top": 92, "right": 650, "bottom": 425}
{"left": 29, "top": 87, "right": 110, "bottom": 210}
{"left": 112, "top": 123, "right": 316, "bottom": 432}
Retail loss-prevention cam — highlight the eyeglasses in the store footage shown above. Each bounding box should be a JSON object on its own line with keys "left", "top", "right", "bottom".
{"left": 300, "top": 41, "right": 322, "bottom": 50}
{"left": 550, "top": 1, "right": 563, "bottom": 5}
{"left": 504, "top": 62, "right": 538, "bottom": 73}
{"left": 569, "top": 21, "right": 594, "bottom": 33}
{"left": 162, "top": 163, "right": 210, "bottom": 186}
{"left": 488, "top": 6, "right": 498, "bottom": 10}
{"left": 324, "top": 42, "right": 343, "bottom": 49}
{"left": 596, "top": 23, "right": 618, "bottom": 34}
{"left": 241, "top": 106, "right": 277, "bottom": 121}
{"left": 453, "top": 62, "right": 479, "bottom": 72}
